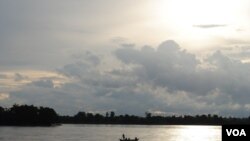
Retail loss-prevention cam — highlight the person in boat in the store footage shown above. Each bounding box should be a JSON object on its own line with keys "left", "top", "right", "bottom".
{"left": 120, "top": 134, "right": 139, "bottom": 141}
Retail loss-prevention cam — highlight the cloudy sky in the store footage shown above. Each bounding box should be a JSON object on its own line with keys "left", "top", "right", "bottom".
{"left": 1, "top": 0, "right": 250, "bottom": 117}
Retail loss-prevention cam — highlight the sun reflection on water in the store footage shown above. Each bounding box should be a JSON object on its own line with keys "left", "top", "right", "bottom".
{"left": 174, "top": 126, "right": 221, "bottom": 141}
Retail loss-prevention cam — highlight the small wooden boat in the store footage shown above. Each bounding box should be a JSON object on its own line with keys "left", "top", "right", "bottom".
{"left": 119, "top": 134, "right": 139, "bottom": 141}
{"left": 119, "top": 139, "right": 139, "bottom": 141}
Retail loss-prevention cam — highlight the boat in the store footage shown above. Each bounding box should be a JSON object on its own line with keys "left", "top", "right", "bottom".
{"left": 119, "top": 134, "right": 139, "bottom": 141}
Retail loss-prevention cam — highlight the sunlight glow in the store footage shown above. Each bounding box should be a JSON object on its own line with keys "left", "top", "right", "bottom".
{"left": 0, "top": 70, "right": 70, "bottom": 89}
{"left": 0, "top": 93, "right": 9, "bottom": 100}
{"left": 176, "top": 126, "right": 221, "bottom": 141}
{"left": 151, "top": 0, "right": 249, "bottom": 50}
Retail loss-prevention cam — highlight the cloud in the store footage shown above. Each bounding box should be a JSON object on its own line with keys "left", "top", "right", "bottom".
{"left": 111, "top": 37, "right": 129, "bottom": 44}
{"left": 0, "top": 0, "right": 152, "bottom": 70}
{"left": 29, "top": 79, "right": 54, "bottom": 88}
{"left": 193, "top": 24, "right": 227, "bottom": 28}
{"left": 115, "top": 40, "right": 200, "bottom": 93}
{"left": 113, "top": 40, "right": 250, "bottom": 116}
{"left": 0, "top": 74, "right": 7, "bottom": 79}
{"left": 14, "top": 73, "right": 28, "bottom": 81}
{"left": 0, "top": 93, "right": 9, "bottom": 100}
{"left": 3, "top": 40, "right": 250, "bottom": 117}
{"left": 0, "top": 0, "right": 249, "bottom": 117}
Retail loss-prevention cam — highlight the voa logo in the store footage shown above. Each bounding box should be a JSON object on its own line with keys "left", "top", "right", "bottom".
{"left": 226, "top": 129, "right": 246, "bottom": 136}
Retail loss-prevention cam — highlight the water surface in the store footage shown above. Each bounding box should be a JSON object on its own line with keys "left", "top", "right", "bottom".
{"left": 0, "top": 124, "right": 221, "bottom": 141}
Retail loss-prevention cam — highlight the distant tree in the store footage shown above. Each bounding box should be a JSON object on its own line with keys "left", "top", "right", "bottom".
{"left": 105, "top": 112, "right": 109, "bottom": 118}
{"left": 0, "top": 104, "right": 58, "bottom": 126}
{"left": 0, "top": 106, "right": 4, "bottom": 112}
{"left": 110, "top": 111, "right": 115, "bottom": 118}
{"left": 213, "top": 114, "right": 219, "bottom": 119}
{"left": 94, "top": 113, "right": 104, "bottom": 123}
{"left": 145, "top": 112, "right": 152, "bottom": 119}
{"left": 0, "top": 106, "right": 4, "bottom": 124}
{"left": 2, "top": 104, "right": 250, "bottom": 126}
{"left": 10, "top": 104, "right": 39, "bottom": 125}
{"left": 74, "top": 111, "right": 86, "bottom": 123}
{"left": 87, "top": 113, "right": 94, "bottom": 118}
{"left": 39, "top": 107, "right": 58, "bottom": 125}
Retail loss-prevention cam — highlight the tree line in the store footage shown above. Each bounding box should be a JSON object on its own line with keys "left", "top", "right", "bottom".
{"left": 0, "top": 104, "right": 58, "bottom": 126}
{"left": 1, "top": 104, "right": 250, "bottom": 126}
{"left": 60, "top": 111, "right": 250, "bottom": 125}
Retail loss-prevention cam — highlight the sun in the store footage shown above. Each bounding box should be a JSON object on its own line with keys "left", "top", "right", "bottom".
{"left": 150, "top": 0, "right": 249, "bottom": 50}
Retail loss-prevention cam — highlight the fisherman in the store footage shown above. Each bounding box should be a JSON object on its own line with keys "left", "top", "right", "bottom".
{"left": 120, "top": 134, "right": 139, "bottom": 141}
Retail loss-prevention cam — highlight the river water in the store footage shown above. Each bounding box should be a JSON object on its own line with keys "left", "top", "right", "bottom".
{"left": 0, "top": 124, "right": 221, "bottom": 141}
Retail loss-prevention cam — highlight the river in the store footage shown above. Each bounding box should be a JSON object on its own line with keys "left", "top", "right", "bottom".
{"left": 0, "top": 124, "right": 221, "bottom": 141}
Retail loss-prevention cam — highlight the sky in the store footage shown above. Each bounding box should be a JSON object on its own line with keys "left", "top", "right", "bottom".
{"left": 1, "top": 0, "right": 250, "bottom": 117}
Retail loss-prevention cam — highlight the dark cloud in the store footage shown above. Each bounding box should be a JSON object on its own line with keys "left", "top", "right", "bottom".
{"left": 71, "top": 51, "right": 100, "bottom": 65}
{"left": 4, "top": 40, "right": 250, "bottom": 117}
{"left": 29, "top": 79, "right": 54, "bottom": 88}
{"left": 193, "top": 24, "right": 227, "bottom": 28}
{"left": 115, "top": 40, "right": 200, "bottom": 93}
{"left": 14, "top": 73, "right": 28, "bottom": 81}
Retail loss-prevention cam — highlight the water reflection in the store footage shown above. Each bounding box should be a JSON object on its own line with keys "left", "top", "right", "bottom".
{"left": 0, "top": 124, "right": 221, "bottom": 141}
{"left": 174, "top": 126, "right": 221, "bottom": 141}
